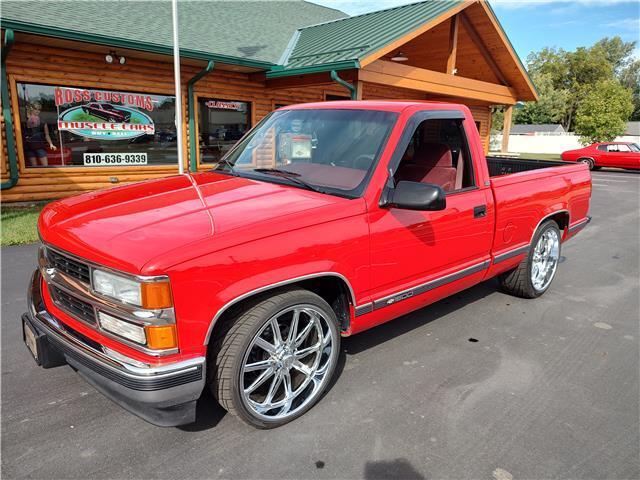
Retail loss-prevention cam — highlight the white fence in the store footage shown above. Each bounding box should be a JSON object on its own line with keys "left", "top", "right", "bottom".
{"left": 491, "top": 133, "right": 640, "bottom": 154}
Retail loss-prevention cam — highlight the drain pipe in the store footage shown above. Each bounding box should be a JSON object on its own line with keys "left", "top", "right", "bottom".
{"left": 187, "top": 60, "right": 214, "bottom": 172}
{"left": 330, "top": 70, "right": 357, "bottom": 100}
{"left": 1, "top": 29, "right": 19, "bottom": 190}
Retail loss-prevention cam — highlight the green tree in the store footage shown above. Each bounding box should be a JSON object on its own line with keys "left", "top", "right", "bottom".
{"left": 619, "top": 59, "right": 640, "bottom": 120}
{"left": 593, "top": 37, "right": 636, "bottom": 74}
{"left": 574, "top": 79, "right": 634, "bottom": 144}
{"left": 490, "top": 107, "right": 504, "bottom": 133}
{"left": 519, "top": 37, "right": 637, "bottom": 130}
{"left": 514, "top": 73, "right": 568, "bottom": 124}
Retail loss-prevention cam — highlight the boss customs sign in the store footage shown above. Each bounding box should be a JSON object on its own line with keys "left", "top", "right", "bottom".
{"left": 55, "top": 87, "right": 155, "bottom": 141}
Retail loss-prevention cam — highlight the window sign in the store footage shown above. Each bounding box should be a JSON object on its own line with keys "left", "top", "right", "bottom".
{"left": 17, "top": 83, "right": 177, "bottom": 168}
{"left": 198, "top": 97, "right": 251, "bottom": 164}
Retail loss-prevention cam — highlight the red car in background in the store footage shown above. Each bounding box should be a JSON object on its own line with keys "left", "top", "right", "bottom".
{"left": 562, "top": 142, "right": 640, "bottom": 170}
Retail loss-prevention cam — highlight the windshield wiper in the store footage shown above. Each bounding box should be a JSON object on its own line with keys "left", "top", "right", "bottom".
{"left": 253, "top": 168, "right": 327, "bottom": 194}
{"left": 213, "top": 157, "right": 239, "bottom": 176}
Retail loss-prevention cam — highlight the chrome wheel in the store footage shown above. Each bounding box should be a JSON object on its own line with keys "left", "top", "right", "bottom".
{"left": 531, "top": 228, "right": 560, "bottom": 292}
{"left": 240, "top": 305, "right": 337, "bottom": 421}
{"left": 579, "top": 158, "right": 594, "bottom": 170}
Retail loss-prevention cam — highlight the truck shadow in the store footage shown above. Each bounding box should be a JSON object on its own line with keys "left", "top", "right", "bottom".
{"left": 364, "top": 458, "right": 426, "bottom": 479}
{"left": 181, "top": 278, "right": 500, "bottom": 432}
{"left": 178, "top": 388, "right": 227, "bottom": 432}
{"left": 343, "top": 278, "right": 499, "bottom": 356}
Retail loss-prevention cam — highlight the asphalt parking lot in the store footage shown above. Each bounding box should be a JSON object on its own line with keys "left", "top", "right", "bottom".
{"left": 2, "top": 169, "right": 639, "bottom": 479}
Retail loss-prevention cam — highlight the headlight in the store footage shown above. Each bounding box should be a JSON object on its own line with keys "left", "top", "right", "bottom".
{"left": 92, "top": 269, "right": 172, "bottom": 309}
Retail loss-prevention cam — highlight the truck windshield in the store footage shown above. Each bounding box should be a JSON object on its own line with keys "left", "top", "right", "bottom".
{"left": 215, "top": 109, "right": 398, "bottom": 197}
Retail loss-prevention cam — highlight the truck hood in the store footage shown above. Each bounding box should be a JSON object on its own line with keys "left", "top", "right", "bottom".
{"left": 39, "top": 172, "right": 364, "bottom": 274}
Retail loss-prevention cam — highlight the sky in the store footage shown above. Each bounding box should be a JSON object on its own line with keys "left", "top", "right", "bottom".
{"left": 311, "top": 0, "right": 640, "bottom": 63}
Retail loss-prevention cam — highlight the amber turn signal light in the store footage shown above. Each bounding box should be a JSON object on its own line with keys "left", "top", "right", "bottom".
{"left": 141, "top": 281, "right": 173, "bottom": 309}
{"left": 145, "top": 324, "right": 178, "bottom": 350}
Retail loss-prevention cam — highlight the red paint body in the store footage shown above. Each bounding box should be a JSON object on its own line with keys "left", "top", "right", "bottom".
{"left": 562, "top": 142, "right": 640, "bottom": 170}
{"left": 38, "top": 102, "right": 592, "bottom": 367}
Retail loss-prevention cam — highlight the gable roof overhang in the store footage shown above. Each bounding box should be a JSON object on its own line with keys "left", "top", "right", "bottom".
{"left": 270, "top": 0, "right": 538, "bottom": 102}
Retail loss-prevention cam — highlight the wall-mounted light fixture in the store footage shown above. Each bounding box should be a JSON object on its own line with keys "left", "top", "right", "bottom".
{"left": 391, "top": 52, "right": 408, "bottom": 62}
{"left": 105, "top": 51, "right": 126, "bottom": 65}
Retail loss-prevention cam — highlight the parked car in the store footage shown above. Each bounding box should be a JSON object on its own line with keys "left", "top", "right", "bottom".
{"left": 561, "top": 142, "right": 640, "bottom": 170}
{"left": 82, "top": 103, "right": 132, "bottom": 123}
{"left": 23, "top": 101, "right": 592, "bottom": 429}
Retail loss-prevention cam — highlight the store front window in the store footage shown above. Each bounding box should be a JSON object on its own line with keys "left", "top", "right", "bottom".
{"left": 17, "top": 83, "right": 177, "bottom": 168}
{"left": 198, "top": 98, "right": 251, "bottom": 164}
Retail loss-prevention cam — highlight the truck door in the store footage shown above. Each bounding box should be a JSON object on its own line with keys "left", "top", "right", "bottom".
{"left": 367, "top": 113, "right": 494, "bottom": 305}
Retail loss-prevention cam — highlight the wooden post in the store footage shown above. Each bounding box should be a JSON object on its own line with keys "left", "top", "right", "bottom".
{"left": 355, "top": 80, "right": 363, "bottom": 100}
{"left": 446, "top": 15, "right": 459, "bottom": 75}
{"left": 501, "top": 105, "right": 513, "bottom": 153}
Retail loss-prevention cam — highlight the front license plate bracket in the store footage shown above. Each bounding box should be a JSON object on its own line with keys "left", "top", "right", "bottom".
{"left": 22, "top": 316, "right": 67, "bottom": 369}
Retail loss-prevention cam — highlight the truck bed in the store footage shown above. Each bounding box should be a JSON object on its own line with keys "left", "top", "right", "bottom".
{"left": 486, "top": 156, "right": 569, "bottom": 177}
{"left": 486, "top": 154, "right": 592, "bottom": 266}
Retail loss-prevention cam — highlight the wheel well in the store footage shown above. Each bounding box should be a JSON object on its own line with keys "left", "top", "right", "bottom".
{"left": 578, "top": 157, "right": 594, "bottom": 163}
{"left": 207, "top": 275, "right": 353, "bottom": 345}
{"left": 546, "top": 211, "right": 569, "bottom": 233}
{"left": 297, "top": 276, "right": 352, "bottom": 331}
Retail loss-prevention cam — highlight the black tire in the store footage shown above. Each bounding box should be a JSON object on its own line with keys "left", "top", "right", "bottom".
{"left": 499, "top": 220, "right": 561, "bottom": 299}
{"left": 578, "top": 157, "right": 595, "bottom": 170}
{"left": 593, "top": 166, "right": 602, "bottom": 171}
{"left": 209, "top": 288, "right": 340, "bottom": 429}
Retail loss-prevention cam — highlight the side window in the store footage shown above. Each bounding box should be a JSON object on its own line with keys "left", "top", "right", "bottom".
{"left": 597, "top": 144, "right": 608, "bottom": 152}
{"left": 325, "top": 94, "right": 351, "bottom": 101}
{"left": 607, "top": 144, "right": 619, "bottom": 152}
{"left": 394, "top": 118, "right": 475, "bottom": 193}
{"left": 617, "top": 144, "right": 631, "bottom": 152}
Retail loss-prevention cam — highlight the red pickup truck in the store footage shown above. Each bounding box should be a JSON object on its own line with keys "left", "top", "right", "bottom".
{"left": 23, "top": 101, "right": 592, "bottom": 429}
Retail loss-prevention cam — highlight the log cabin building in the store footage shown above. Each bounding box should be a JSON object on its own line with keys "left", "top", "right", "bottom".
{"left": 0, "top": 0, "right": 536, "bottom": 202}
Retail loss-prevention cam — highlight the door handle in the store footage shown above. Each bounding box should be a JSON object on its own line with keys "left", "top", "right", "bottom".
{"left": 473, "top": 205, "right": 487, "bottom": 218}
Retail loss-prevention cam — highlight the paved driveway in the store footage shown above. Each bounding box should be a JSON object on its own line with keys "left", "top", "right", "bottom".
{"left": 2, "top": 170, "right": 639, "bottom": 479}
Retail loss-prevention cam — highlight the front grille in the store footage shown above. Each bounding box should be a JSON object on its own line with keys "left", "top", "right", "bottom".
{"left": 50, "top": 285, "right": 97, "bottom": 325}
{"left": 47, "top": 249, "right": 91, "bottom": 284}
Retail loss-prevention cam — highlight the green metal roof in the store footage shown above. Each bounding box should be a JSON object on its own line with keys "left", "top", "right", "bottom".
{"left": 0, "top": 0, "right": 535, "bottom": 97}
{"left": 273, "top": 0, "right": 465, "bottom": 74}
{"left": 0, "top": 0, "right": 347, "bottom": 67}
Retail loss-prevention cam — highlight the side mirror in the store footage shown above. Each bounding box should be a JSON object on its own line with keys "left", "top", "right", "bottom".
{"left": 383, "top": 181, "right": 446, "bottom": 211}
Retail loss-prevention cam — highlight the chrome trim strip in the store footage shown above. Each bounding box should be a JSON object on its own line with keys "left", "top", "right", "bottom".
{"left": 29, "top": 270, "right": 204, "bottom": 379}
{"left": 371, "top": 260, "right": 490, "bottom": 311}
{"left": 493, "top": 245, "right": 530, "bottom": 265}
{"left": 203, "top": 272, "right": 357, "bottom": 345}
{"left": 354, "top": 303, "right": 373, "bottom": 317}
{"left": 569, "top": 216, "right": 591, "bottom": 233}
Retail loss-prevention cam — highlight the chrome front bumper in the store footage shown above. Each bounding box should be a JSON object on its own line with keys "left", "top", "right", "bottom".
{"left": 23, "top": 270, "right": 206, "bottom": 426}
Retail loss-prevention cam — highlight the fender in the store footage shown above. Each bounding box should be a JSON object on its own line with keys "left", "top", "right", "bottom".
{"left": 202, "top": 271, "right": 357, "bottom": 345}
{"left": 486, "top": 209, "right": 570, "bottom": 277}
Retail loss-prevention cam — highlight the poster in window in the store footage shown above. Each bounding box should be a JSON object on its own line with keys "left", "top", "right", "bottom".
{"left": 17, "top": 83, "right": 177, "bottom": 168}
